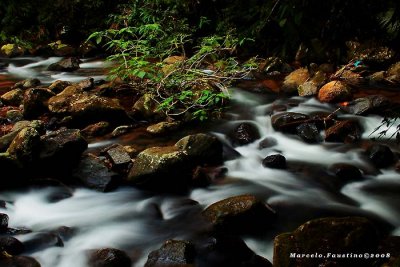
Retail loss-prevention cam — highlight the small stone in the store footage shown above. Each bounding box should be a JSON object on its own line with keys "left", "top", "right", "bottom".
{"left": 6, "top": 110, "right": 23, "bottom": 123}
{"left": 231, "top": 123, "right": 260, "bottom": 146}
{"left": 281, "top": 68, "right": 310, "bottom": 94}
{"left": 22, "top": 88, "right": 55, "bottom": 119}
{"left": 0, "top": 213, "right": 9, "bottom": 230}
{"left": 258, "top": 137, "right": 277, "bottom": 149}
{"left": 262, "top": 154, "right": 287, "bottom": 169}
{"left": 12, "top": 78, "right": 41, "bottom": 90}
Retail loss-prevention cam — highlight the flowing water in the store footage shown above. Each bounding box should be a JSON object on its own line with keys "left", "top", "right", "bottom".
{"left": 0, "top": 57, "right": 399, "bottom": 266}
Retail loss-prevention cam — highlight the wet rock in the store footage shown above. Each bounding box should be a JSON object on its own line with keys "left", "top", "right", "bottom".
{"left": 39, "top": 128, "right": 88, "bottom": 175}
{"left": 22, "top": 232, "right": 63, "bottom": 253}
{"left": 23, "top": 88, "right": 55, "bottom": 119}
{"left": 262, "top": 154, "right": 287, "bottom": 169}
{"left": 52, "top": 43, "right": 76, "bottom": 57}
{"left": 111, "top": 125, "right": 132, "bottom": 137}
{"left": 51, "top": 226, "right": 75, "bottom": 242}
{"left": 77, "top": 78, "right": 95, "bottom": 91}
{"left": 132, "top": 93, "right": 165, "bottom": 120}
{"left": 0, "top": 44, "right": 25, "bottom": 57}
{"left": 325, "top": 120, "right": 361, "bottom": 143}
{"left": 7, "top": 127, "right": 40, "bottom": 165}
{"left": 88, "top": 248, "right": 132, "bottom": 267}
{"left": 261, "top": 57, "right": 292, "bottom": 74}
{"left": 145, "top": 240, "right": 195, "bottom": 267}
{"left": 328, "top": 163, "right": 363, "bottom": 182}
{"left": 6, "top": 110, "right": 23, "bottom": 123}
{"left": 296, "top": 123, "right": 320, "bottom": 143}
{"left": 1, "top": 89, "right": 24, "bottom": 106}
{"left": 127, "top": 146, "right": 191, "bottom": 192}
{"left": 318, "top": 81, "right": 352, "bottom": 103}
{"left": 73, "top": 155, "right": 120, "bottom": 192}
{"left": 47, "top": 57, "right": 81, "bottom": 72}
{"left": 271, "top": 112, "right": 310, "bottom": 133}
{"left": 146, "top": 121, "right": 180, "bottom": 135}
{"left": 0, "top": 120, "right": 45, "bottom": 152}
{"left": 202, "top": 194, "right": 275, "bottom": 234}
{"left": 0, "top": 255, "right": 41, "bottom": 267}
{"left": 343, "top": 95, "right": 391, "bottom": 115}
{"left": 298, "top": 71, "right": 326, "bottom": 97}
{"left": 281, "top": 68, "right": 310, "bottom": 94}
{"left": 273, "top": 217, "right": 380, "bottom": 267}
{"left": 367, "top": 144, "right": 394, "bottom": 168}
{"left": 175, "top": 133, "right": 223, "bottom": 166}
{"left": 0, "top": 213, "right": 9, "bottom": 230}
{"left": 258, "top": 137, "right": 277, "bottom": 149}
{"left": 123, "top": 145, "right": 138, "bottom": 158}
{"left": 231, "top": 123, "right": 260, "bottom": 146}
{"left": 104, "top": 144, "right": 132, "bottom": 171}
{"left": 48, "top": 92, "right": 128, "bottom": 126}
{"left": 12, "top": 78, "right": 41, "bottom": 90}
{"left": 196, "top": 235, "right": 272, "bottom": 267}
{"left": 0, "top": 236, "right": 24, "bottom": 255}
{"left": 48, "top": 80, "right": 72, "bottom": 94}
{"left": 81, "top": 121, "right": 111, "bottom": 138}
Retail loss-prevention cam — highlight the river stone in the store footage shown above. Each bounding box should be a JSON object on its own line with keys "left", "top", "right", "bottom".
{"left": 367, "top": 144, "right": 394, "bottom": 168}
{"left": 146, "top": 121, "right": 180, "bottom": 135}
{"left": 73, "top": 155, "right": 120, "bottom": 192}
{"left": 23, "top": 88, "right": 55, "bottom": 119}
{"left": 175, "top": 133, "right": 223, "bottom": 165}
{"left": 0, "top": 255, "right": 41, "bottom": 267}
{"left": 88, "top": 248, "right": 132, "bottom": 267}
{"left": 145, "top": 240, "right": 195, "bottom": 267}
{"left": 39, "top": 128, "right": 88, "bottom": 175}
{"left": 111, "top": 125, "right": 132, "bottom": 137}
{"left": 281, "top": 68, "right": 310, "bottom": 94}
{"left": 262, "top": 154, "right": 287, "bottom": 169}
{"left": 48, "top": 80, "right": 72, "bottom": 94}
{"left": 0, "top": 120, "right": 45, "bottom": 152}
{"left": 6, "top": 110, "right": 23, "bottom": 123}
{"left": 231, "top": 123, "right": 260, "bottom": 146}
{"left": 127, "top": 146, "right": 191, "bottom": 191}
{"left": 342, "top": 95, "right": 391, "bottom": 116}
{"left": 47, "top": 57, "right": 81, "bottom": 72}
{"left": 328, "top": 163, "right": 363, "bottom": 182}
{"left": 296, "top": 123, "right": 320, "bottom": 143}
{"left": 0, "top": 236, "right": 24, "bottom": 255}
{"left": 325, "top": 120, "right": 361, "bottom": 143}
{"left": 0, "top": 89, "right": 24, "bottom": 106}
{"left": 104, "top": 145, "right": 131, "bottom": 171}
{"left": 258, "top": 137, "right": 277, "bottom": 149}
{"left": 318, "top": 81, "right": 353, "bottom": 103}
{"left": 0, "top": 44, "right": 25, "bottom": 57}
{"left": 202, "top": 194, "right": 275, "bottom": 234}
{"left": 273, "top": 217, "right": 380, "bottom": 267}
{"left": 12, "top": 78, "right": 41, "bottom": 90}
{"left": 22, "top": 232, "right": 63, "bottom": 253}
{"left": 132, "top": 93, "right": 165, "bottom": 120}
{"left": 0, "top": 213, "right": 9, "bottom": 230}
{"left": 76, "top": 77, "right": 95, "bottom": 91}
{"left": 7, "top": 127, "right": 40, "bottom": 165}
{"left": 81, "top": 121, "right": 111, "bottom": 138}
{"left": 48, "top": 92, "right": 128, "bottom": 126}
{"left": 271, "top": 112, "right": 310, "bottom": 133}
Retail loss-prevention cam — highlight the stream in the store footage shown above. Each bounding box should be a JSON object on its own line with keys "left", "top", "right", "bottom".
{"left": 0, "top": 56, "right": 399, "bottom": 267}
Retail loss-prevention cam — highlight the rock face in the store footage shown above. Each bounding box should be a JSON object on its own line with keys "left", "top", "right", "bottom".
{"left": 127, "top": 146, "right": 191, "bottom": 191}
{"left": 48, "top": 92, "right": 128, "bottom": 126}
{"left": 145, "top": 240, "right": 195, "bottom": 267}
{"left": 231, "top": 123, "right": 260, "bottom": 146}
{"left": 318, "top": 81, "right": 352, "bottom": 103}
{"left": 73, "top": 155, "right": 120, "bottom": 192}
{"left": 47, "top": 57, "right": 81, "bottom": 72}
{"left": 202, "top": 195, "right": 275, "bottom": 234}
{"left": 325, "top": 120, "right": 361, "bottom": 143}
{"left": 273, "top": 217, "right": 380, "bottom": 267}
{"left": 88, "top": 248, "right": 131, "bottom": 267}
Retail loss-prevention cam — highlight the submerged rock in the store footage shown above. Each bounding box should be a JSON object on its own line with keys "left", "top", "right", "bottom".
{"left": 0, "top": 213, "right": 9, "bottom": 230}
{"left": 273, "top": 217, "right": 380, "bottom": 267}
{"left": 145, "top": 240, "right": 195, "bottom": 267}
{"left": 88, "top": 248, "right": 132, "bottom": 267}
{"left": 202, "top": 194, "right": 275, "bottom": 234}
{"left": 328, "top": 163, "right": 363, "bottom": 182}
{"left": 22, "top": 232, "right": 63, "bottom": 253}
{"left": 318, "top": 81, "right": 352, "bottom": 103}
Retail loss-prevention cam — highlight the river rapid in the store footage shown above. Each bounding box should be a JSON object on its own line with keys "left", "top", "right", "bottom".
{"left": 0, "top": 57, "right": 399, "bottom": 267}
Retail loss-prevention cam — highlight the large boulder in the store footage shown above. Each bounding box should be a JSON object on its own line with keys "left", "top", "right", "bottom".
{"left": 273, "top": 217, "right": 380, "bottom": 267}
{"left": 202, "top": 195, "right": 275, "bottom": 234}
{"left": 73, "top": 155, "right": 120, "bottom": 192}
{"left": 47, "top": 57, "right": 81, "bottom": 72}
{"left": 48, "top": 92, "right": 128, "bottom": 126}
{"left": 127, "top": 146, "right": 191, "bottom": 192}
{"left": 0, "top": 89, "right": 24, "bottom": 106}
{"left": 88, "top": 248, "right": 132, "bottom": 267}
{"left": 38, "top": 128, "right": 88, "bottom": 176}
{"left": 23, "top": 88, "right": 55, "bottom": 119}
{"left": 175, "top": 133, "right": 223, "bottom": 165}
{"left": 318, "top": 81, "right": 352, "bottom": 103}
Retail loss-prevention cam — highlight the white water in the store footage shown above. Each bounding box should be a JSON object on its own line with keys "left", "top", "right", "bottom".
{"left": 1, "top": 58, "right": 399, "bottom": 266}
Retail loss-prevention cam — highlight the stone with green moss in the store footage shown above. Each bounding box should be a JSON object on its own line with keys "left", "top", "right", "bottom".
{"left": 0, "top": 44, "right": 25, "bottom": 57}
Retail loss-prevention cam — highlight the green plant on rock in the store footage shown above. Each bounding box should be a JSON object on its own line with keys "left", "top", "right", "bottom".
{"left": 88, "top": 1, "right": 256, "bottom": 121}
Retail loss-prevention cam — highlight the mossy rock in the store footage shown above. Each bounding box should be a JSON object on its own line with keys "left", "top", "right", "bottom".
{"left": 7, "top": 127, "right": 40, "bottom": 165}
{"left": 0, "top": 44, "right": 25, "bottom": 57}
{"left": 1, "top": 89, "right": 24, "bottom": 106}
